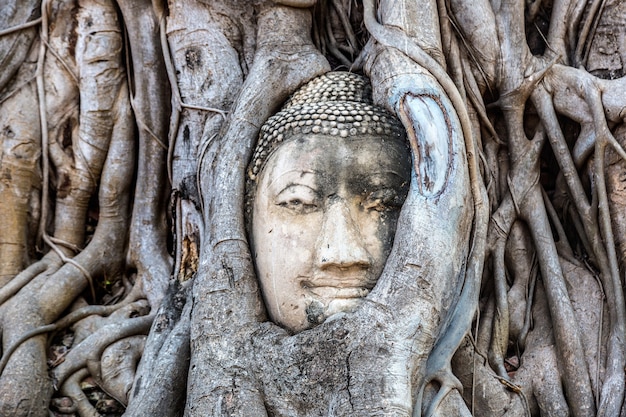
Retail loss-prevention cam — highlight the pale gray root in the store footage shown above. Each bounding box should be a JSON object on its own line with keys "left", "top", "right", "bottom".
{"left": 0, "top": 61, "right": 134, "bottom": 416}
{"left": 591, "top": 130, "right": 626, "bottom": 417}
{"left": 362, "top": 2, "right": 484, "bottom": 413}
{"left": 488, "top": 229, "right": 510, "bottom": 379}
{"left": 0, "top": 0, "right": 40, "bottom": 94}
{"left": 0, "top": 296, "right": 148, "bottom": 379}
{"left": 59, "top": 368, "right": 101, "bottom": 417}
{"left": 510, "top": 256, "right": 606, "bottom": 417}
{"left": 447, "top": 0, "right": 499, "bottom": 93}
{"left": 505, "top": 222, "right": 535, "bottom": 340}
{"left": 511, "top": 101, "right": 595, "bottom": 417}
{"left": 557, "top": 257, "right": 606, "bottom": 400}
{"left": 71, "top": 300, "right": 150, "bottom": 346}
{"left": 0, "top": 38, "right": 42, "bottom": 286}
{"left": 118, "top": 0, "right": 172, "bottom": 309}
{"left": 484, "top": 2, "right": 598, "bottom": 415}
{"left": 128, "top": 1, "right": 251, "bottom": 414}
{"left": 0, "top": 253, "right": 58, "bottom": 306}
{"left": 512, "top": 278, "right": 571, "bottom": 417}
{"left": 165, "top": 0, "right": 248, "bottom": 187}
{"left": 93, "top": 335, "right": 147, "bottom": 406}
{"left": 377, "top": 0, "right": 445, "bottom": 67}
{"left": 0, "top": 299, "right": 147, "bottom": 377}
{"left": 47, "top": 0, "right": 124, "bottom": 250}
{"left": 540, "top": 68, "right": 626, "bottom": 409}
{"left": 420, "top": 382, "right": 472, "bottom": 417}
{"left": 452, "top": 336, "right": 528, "bottom": 417}
{"left": 51, "top": 314, "right": 153, "bottom": 391}
{"left": 442, "top": 3, "right": 608, "bottom": 414}
{"left": 164, "top": 0, "right": 247, "bottom": 287}
{"left": 607, "top": 124, "right": 626, "bottom": 271}
{"left": 504, "top": 222, "right": 536, "bottom": 345}
{"left": 126, "top": 280, "right": 192, "bottom": 417}
{"left": 532, "top": 84, "right": 624, "bottom": 416}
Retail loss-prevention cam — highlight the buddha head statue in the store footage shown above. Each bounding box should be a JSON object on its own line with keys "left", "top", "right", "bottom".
{"left": 247, "top": 72, "right": 411, "bottom": 333}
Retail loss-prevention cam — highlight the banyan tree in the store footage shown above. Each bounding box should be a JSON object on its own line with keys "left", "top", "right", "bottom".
{"left": 2, "top": 0, "right": 626, "bottom": 416}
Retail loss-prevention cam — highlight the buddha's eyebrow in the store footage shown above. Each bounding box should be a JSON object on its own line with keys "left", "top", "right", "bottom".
{"left": 265, "top": 169, "right": 319, "bottom": 193}
{"left": 275, "top": 183, "right": 321, "bottom": 197}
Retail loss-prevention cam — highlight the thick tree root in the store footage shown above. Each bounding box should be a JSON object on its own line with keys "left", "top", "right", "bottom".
{"left": 126, "top": 281, "right": 192, "bottom": 417}
{"left": 118, "top": 0, "right": 172, "bottom": 309}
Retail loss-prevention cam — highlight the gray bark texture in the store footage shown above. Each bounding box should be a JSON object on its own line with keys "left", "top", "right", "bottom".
{"left": 1, "top": 0, "right": 626, "bottom": 416}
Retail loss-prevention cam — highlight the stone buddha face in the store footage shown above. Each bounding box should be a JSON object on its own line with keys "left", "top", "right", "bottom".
{"left": 251, "top": 133, "right": 411, "bottom": 332}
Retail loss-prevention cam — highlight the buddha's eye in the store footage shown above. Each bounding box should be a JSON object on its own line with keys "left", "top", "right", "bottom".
{"left": 362, "top": 188, "right": 403, "bottom": 212}
{"left": 275, "top": 185, "right": 320, "bottom": 214}
{"left": 278, "top": 198, "right": 318, "bottom": 213}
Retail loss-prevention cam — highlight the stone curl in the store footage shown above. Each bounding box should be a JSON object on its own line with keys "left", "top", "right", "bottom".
{"left": 248, "top": 71, "right": 406, "bottom": 180}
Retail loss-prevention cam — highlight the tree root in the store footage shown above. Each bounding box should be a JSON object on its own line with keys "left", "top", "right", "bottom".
{"left": 362, "top": 2, "right": 489, "bottom": 414}
{"left": 59, "top": 368, "right": 101, "bottom": 417}
{"left": 51, "top": 314, "right": 153, "bottom": 392}
{"left": 118, "top": 0, "right": 172, "bottom": 310}
{"left": 0, "top": 50, "right": 43, "bottom": 285}
{"left": 126, "top": 280, "right": 192, "bottom": 417}
{"left": 0, "top": 17, "right": 41, "bottom": 37}
{"left": 0, "top": 38, "right": 134, "bottom": 415}
{"left": 0, "top": 253, "right": 58, "bottom": 305}
{"left": 0, "top": 290, "right": 146, "bottom": 374}
{"left": 0, "top": 0, "right": 40, "bottom": 94}
{"left": 532, "top": 78, "right": 626, "bottom": 415}
{"left": 91, "top": 335, "right": 146, "bottom": 405}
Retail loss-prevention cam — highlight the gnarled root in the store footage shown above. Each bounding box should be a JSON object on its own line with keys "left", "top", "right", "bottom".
{"left": 0, "top": 17, "right": 134, "bottom": 412}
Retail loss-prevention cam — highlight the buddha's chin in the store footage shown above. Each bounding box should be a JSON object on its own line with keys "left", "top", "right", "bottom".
{"left": 302, "top": 296, "right": 364, "bottom": 329}
{"left": 325, "top": 297, "right": 363, "bottom": 317}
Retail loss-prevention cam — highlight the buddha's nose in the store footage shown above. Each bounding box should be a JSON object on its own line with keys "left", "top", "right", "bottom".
{"left": 315, "top": 197, "right": 371, "bottom": 271}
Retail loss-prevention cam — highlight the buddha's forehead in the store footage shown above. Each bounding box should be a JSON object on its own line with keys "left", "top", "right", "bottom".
{"left": 258, "top": 133, "right": 411, "bottom": 192}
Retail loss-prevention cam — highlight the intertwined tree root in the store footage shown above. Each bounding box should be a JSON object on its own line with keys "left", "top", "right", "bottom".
{"left": 2, "top": 1, "right": 626, "bottom": 416}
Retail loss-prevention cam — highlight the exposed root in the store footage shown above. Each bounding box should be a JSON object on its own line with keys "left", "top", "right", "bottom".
{"left": 43, "top": 234, "right": 96, "bottom": 302}
{"left": 0, "top": 254, "right": 58, "bottom": 306}
{"left": 0, "top": 15, "right": 134, "bottom": 410}
{"left": 2, "top": 1, "right": 626, "bottom": 416}
{"left": 0, "top": 279, "right": 144, "bottom": 377}
{"left": 93, "top": 335, "right": 146, "bottom": 405}
{"left": 59, "top": 368, "right": 101, "bottom": 417}
{"left": 118, "top": 0, "right": 172, "bottom": 310}
{"left": 493, "top": 375, "right": 531, "bottom": 417}
{"left": 575, "top": 0, "right": 608, "bottom": 68}
{"left": 0, "top": 323, "right": 56, "bottom": 376}
{"left": 51, "top": 314, "right": 153, "bottom": 391}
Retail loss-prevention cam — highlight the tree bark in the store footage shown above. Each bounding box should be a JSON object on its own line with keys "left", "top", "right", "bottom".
{"left": 1, "top": 1, "right": 626, "bottom": 416}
